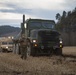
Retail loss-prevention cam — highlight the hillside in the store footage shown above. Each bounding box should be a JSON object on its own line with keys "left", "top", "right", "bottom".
{"left": 0, "top": 25, "right": 21, "bottom": 37}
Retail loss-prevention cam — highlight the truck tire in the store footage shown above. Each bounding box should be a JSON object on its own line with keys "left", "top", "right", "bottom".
{"left": 26, "top": 43, "right": 31, "bottom": 57}
{"left": 0, "top": 48, "right": 3, "bottom": 52}
{"left": 26, "top": 47, "right": 30, "bottom": 57}
{"left": 54, "top": 48, "right": 62, "bottom": 55}
{"left": 49, "top": 49, "right": 54, "bottom": 56}
{"left": 26, "top": 40, "right": 37, "bottom": 56}
{"left": 19, "top": 46, "right": 21, "bottom": 54}
{"left": 31, "top": 47, "right": 37, "bottom": 56}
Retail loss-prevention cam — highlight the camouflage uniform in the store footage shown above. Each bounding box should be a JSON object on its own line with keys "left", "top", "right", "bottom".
{"left": 19, "top": 38, "right": 28, "bottom": 59}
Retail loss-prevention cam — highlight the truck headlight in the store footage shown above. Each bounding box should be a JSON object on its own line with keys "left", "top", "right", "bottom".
{"left": 6, "top": 46, "right": 8, "bottom": 48}
{"left": 32, "top": 40, "right": 37, "bottom": 43}
{"left": 60, "top": 40, "right": 62, "bottom": 44}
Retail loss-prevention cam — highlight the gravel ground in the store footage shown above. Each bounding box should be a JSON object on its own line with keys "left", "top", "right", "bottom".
{"left": 0, "top": 47, "right": 76, "bottom": 75}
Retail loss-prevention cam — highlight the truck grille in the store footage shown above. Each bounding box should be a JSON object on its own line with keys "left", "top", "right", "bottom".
{"left": 38, "top": 30, "right": 59, "bottom": 47}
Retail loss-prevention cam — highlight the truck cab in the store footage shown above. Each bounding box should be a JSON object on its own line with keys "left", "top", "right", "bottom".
{"left": 23, "top": 19, "right": 63, "bottom": 56}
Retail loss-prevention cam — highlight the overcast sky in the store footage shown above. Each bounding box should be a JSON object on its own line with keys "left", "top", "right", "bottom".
{"left": 0, "top": 0, "right": 76, "bottom": 27}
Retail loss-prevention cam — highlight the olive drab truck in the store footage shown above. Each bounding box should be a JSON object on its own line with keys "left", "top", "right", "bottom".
{"left": 15, "top": 15, "right": 63, "bottom": 56}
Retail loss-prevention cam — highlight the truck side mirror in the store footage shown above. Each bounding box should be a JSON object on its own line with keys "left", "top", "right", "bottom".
{"left": 24, "top": 23, "right": 27, "bottom": 29}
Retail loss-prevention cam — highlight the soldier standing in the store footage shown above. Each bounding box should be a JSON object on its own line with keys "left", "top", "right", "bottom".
{"left": 19, "top": 37, "right": 28, "bottom": 59}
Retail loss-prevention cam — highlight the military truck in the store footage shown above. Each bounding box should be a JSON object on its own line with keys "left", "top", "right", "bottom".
{"left": 0, "top": 37, "right": 14, "bottom": 52}
{"left": 19, "top": 16, "right": 63, "bottom": 56}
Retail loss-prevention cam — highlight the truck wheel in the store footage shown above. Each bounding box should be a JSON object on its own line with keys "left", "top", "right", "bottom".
{"left": 0, "top": 48, "right": 3, "bottom": 52}
{"left": 31, "top": 48, "right": 36, "bottom": 56}
{"left": 26, "top": 44, "right": 36, "bottom": 56}
{"left": 49, "top": 49, "right": 54, "bottom": 56}
{"left": 54, "top": 48, "right": 62, "bottom": 55}
{"left": 26, "top": 43, "right": 31, "bottom": 57}
{"left": 19, "top": 46, "right": 21, "bottom": 54}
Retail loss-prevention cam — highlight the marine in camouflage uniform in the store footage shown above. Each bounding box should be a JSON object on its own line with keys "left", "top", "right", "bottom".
{"left": 19, "top": 37, "right": 28, "bottom": 59}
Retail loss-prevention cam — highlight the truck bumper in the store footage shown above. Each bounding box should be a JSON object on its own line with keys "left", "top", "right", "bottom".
{"left": 1, "top": 48, "right": 13, "bottom": 52}
{"left": 32, "top": 43, "right": 63, "bottom": 50}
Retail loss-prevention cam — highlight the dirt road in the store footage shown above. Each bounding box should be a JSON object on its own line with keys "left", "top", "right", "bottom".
{"left": 0, "top": 47, "right": 76, "bottom": 75}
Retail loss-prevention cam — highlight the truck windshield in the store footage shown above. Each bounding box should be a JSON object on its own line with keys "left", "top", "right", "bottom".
{"left": 9, "top": 42, "right": 13, "bottom": 44}
{"left": 29, "top": 22, "right": 41, "bottom": 29}
{"left": 42, "top": 22, "right": 54, "bottom": 29}
{"left": 29, "top": 21, "right": 55, "bottom": 29}
{"left": 2, "top": 42, "right": 7, "bottom": 45}
{"left": 2, "top": 42, "right": 13, "bottom": 45}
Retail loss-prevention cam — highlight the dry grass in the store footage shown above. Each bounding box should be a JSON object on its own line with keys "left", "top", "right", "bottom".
{"left": 0, "top": 47, "right": 76, "bottom": 75}
{"left": 63, "top": 46, "right": 76, "bottom": 56}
